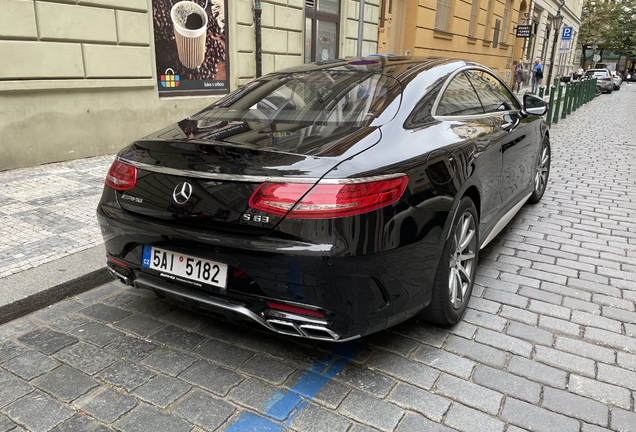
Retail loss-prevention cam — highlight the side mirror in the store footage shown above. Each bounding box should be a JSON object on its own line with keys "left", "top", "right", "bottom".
{"left": 522, "top": 94, "right": 548, "bottom": 116}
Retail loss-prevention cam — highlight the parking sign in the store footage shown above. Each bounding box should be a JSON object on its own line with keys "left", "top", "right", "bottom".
{"left": 562, "top": 26, "right": 573, "bottom": 40}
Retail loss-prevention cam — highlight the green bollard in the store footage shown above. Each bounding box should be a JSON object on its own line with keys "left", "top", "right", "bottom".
{"left": 539, "top": 86, "right": 545, "bottom": 98}
{"left": 582, "top": 79, "right": 587, "bottom": 104}
{"left": 567, "top": 82, "right": 574, "bottom": 115}
{"left": 562, "top": 83, "right": 570, "bottom": 119}
{"left": 553, "top": 83, "right": 563, "bottom": 124}
{"left": 546, "top": 86, "right": 556, "bottom": 127}
{"left": 572, "top": 81, "right": 579, "bottom": 112}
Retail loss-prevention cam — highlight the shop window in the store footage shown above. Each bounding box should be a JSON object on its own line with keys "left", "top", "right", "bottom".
{"left": 305, "top": 0, "right": 340, "bottom": 62}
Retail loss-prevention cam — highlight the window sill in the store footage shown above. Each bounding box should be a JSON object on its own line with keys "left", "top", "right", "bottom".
{"left": 467, "top": 37, "right": 478, "bottom": 45}
{"left": 433, "top": 30, "right": 454, "bottom": 41}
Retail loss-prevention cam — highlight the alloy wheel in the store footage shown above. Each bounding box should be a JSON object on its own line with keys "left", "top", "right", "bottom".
{"left": 534, "top": 142, "right": 550, "bottom": 195}
{"left": 448, "top": 212, "right": 477, "bottom": 309}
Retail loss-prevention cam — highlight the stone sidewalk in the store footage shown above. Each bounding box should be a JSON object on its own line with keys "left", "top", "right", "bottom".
{"left": 0, "top": 85, "right": 635, "bottom": 432}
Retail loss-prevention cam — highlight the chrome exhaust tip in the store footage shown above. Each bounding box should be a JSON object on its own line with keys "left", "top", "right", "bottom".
{"left": 107, "top": 267, "right": 131, "bottom": 286}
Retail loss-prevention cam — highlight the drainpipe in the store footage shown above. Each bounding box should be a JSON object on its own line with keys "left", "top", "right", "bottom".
{"left": 357, "top": 0, "right": 365, "bottom": 57}
{"left": 254, "top": 0, "right": 262, "bottom": 77}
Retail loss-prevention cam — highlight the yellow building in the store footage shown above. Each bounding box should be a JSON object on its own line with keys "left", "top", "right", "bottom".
{"left": 377, "top": 0, "right": 530, "bottom": 85}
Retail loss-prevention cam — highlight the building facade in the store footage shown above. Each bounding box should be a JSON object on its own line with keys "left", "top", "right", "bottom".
{"left": 0, "top": 0, "right": 379, "bottom": 170}
{"left": 1, "top": 0, "right": 583, "bottom": 171}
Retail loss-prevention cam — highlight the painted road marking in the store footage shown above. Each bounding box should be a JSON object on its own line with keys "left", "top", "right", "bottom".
{"left": 226, "top": 340, "right": 365, "bottom": 431}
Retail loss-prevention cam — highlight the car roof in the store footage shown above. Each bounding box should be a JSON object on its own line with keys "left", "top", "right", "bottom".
{"left": 273, "top": 56, "right": 482, "bottom": 83}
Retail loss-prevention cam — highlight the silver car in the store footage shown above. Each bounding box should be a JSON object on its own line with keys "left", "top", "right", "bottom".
{"left": 585, "top": 68, "right": 614, "bottom": 95}
{"left": 611, "top": 71, "right": 622, "bottom": 90}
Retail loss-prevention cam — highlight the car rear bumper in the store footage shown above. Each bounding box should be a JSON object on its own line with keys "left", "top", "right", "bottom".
{"left": 97, "top": 202, "right": 443, "bottom": 341}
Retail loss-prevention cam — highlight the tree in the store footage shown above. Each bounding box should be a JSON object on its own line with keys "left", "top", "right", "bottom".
{"left": 578, "top": 0, "right": 619, "bottom": 67}
{"left": 605, "top": 0, "right": 636, "bottom": 62}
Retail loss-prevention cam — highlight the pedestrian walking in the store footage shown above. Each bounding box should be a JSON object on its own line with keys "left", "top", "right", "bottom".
{"left": 531, "top": 58, "right": 543, "bottom": 94}
{"left": 513, "top": 59, "right": 525, "bottom": 94}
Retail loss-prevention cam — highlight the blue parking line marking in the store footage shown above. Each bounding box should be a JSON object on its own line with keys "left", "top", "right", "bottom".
{"left": 226, "top": 412, "right": 283, "bottom": 432}
{"left": 227, "top": 340, "right": 366, "bottom": 430}
{"left": 266, "top": 392, "right": 303, "bottom": 421}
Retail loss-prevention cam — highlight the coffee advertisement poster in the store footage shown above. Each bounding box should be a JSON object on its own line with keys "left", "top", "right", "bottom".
{"left": 152, "top": 0, "right": 229, "bottom": 95}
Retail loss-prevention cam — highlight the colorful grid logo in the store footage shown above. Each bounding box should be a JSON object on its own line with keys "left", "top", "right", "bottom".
{"left": 160, "top": 74, "right": 180, "bottom": 88}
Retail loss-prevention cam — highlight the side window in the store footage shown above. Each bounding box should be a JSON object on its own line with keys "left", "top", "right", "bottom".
{"left": 436, "top": 72, "right": 484, "bottom": 117}
{"left": 466, "top": 70, "right": 520, "bottom": 113}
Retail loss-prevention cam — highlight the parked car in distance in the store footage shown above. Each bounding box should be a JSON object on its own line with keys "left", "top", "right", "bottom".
{"left": 611, "top": 71, "right": 622, "bottom": 90}
{"left": 585, "top": 68, "right": 614, "bottom": 95}
{"left": 97, "top": 57, "right": 551, "bottom": 341}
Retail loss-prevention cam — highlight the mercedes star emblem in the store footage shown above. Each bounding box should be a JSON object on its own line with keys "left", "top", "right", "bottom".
{"left": 173, "top": 182, "right": 193, "bottom": 204}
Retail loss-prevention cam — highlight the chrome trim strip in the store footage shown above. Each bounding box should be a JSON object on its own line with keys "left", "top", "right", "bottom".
{"left": 298, "top": 324, "right": 341, "bottom": 340}
{"left": 133, "top": 277, "right": 361, "bottom": 342}
{"left": 480, "top": 192, "right": 532, "bottom": 249}
{"left": 118, "top": 156, "right": 405, "bottom": 184}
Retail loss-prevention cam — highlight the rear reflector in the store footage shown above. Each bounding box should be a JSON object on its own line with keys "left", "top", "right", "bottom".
{"left": 266, "top": 301, "right": 325, "bottom": 317}
{"left": 105, "top": 160, "right": 137, "bottom": 191}
{"left": 249, "top": 175, "right": 408, "bottom": 218}
{"left": 107, "top": 256, "right": 128, "bottom": 267}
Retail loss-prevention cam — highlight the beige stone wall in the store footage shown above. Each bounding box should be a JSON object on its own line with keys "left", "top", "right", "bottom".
{"left": 0, "top": 0, "right": 220, "bottom": 170}
{"left": 0, "top": 0, "right": 376, "bottom": 170}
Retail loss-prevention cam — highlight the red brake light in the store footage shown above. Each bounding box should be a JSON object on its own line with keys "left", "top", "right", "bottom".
{"left": 105, "top": 160, "right": 137, "bottom": 191}
{"left": 249, "top": 175, "right": 408, "bottom": 218}
{"left": 266, "top": 301, "right": 325, "bottom": 318}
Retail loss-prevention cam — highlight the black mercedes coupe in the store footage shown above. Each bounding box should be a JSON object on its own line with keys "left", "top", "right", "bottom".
{"left": 97, "top": 56, "right": 550, "bottom": 341}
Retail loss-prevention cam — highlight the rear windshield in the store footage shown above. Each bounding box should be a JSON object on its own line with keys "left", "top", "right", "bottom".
{"left": 586, "top": 70, "right": 609, "bottom": 77}
{"left": 195, "top": 71, "right": 401, "bottom": 127}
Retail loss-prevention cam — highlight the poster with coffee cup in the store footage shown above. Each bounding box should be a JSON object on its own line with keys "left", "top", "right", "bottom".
{"left": 152, "top": 0, "right": 228, "bottom": 95}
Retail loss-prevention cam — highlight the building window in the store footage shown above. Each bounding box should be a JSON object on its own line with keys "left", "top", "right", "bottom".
{"left": 500, "top": 0, "right": 511, "bottom": 44}
{"left": 484, "top": 0, "right": 494, "bottom": 41}
{"left": 468, "top": 0, "right": 480, "bottom": 38}
{"left": 435, "top": 0, "right": 453, "bottom": 32}
{"left": 305, "top": 0, "right": 341, "bottom": 62}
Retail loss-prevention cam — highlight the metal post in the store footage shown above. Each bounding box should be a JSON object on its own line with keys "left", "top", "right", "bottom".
{"left": 546, "top": 86, "right": 556, "bottom": 126}
{"left": 575, "top": 80, "right": 582, "bottom": 110}
{"left": 254, "top": 1, "right": 262, "bottom": 77}
{"left": 553, "top": 83, "right": 563, "bottom": 124}
{"left": 566, "top": 82, "right": 573, "bottom": 115}
{"left": 539, "top": 86, "right": 545, "bottom": 97}
{"left": 546, "top": 9, "right": 563, "bottom": 96}
{"left": 562, "top": 83, "right": 570, "bottom": 119}
{"left": 573, "top": 81, "right": 579, "bottom": 111}
{"left": 357, "top": 0, "right": 366, "bottom": 57}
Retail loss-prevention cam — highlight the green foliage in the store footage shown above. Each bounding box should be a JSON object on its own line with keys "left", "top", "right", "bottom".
{"left": 579, "top": 0, "right": 636, "bottom": 63}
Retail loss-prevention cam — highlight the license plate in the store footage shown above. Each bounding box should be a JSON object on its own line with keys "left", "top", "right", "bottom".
{"left": 142, "top": 246, "right": 228, "bottom": 289}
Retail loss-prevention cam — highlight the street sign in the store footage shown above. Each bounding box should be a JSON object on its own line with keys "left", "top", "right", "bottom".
{"left": 516, "top": 25, "right": 532, "bottom": 37}
{"left": 562, "top": 26, "right": 573, "bottom": 40}
{"left": 560, "top": 40, "right": 571, "bottom": 51}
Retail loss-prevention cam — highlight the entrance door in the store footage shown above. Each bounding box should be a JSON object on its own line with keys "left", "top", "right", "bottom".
{"left": 377, "top": 0, "right": 407, "bottom": 55}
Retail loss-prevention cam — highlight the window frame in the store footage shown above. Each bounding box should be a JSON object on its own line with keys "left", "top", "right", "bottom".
{"left": 305, "top": 1, "right": 341, "bottom": 63}
{"left": 432, "top": 66, "right": 521, "bottom": 119}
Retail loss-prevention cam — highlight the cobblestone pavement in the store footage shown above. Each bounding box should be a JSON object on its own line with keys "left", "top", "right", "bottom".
{"left": 0, "top": 156, "right": 113, "bottom": 278}
{"left": 1, "top": 85, "right": 636, "bottom": 432}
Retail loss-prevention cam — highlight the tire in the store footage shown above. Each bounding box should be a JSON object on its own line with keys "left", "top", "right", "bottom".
{"left": 527, "top": 136, "right": 550, "bottom": 204}
{"left": 420, "top": 197, "right": 479, "bottom": 325}
{"left": 596, "top": 86, "right": 602, "bottom": 97}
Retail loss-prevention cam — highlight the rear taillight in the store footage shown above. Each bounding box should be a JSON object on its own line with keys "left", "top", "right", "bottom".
{"left": 249, "top": 175, "right": 408, "bottom": 218}
{"left": 105, "top": 160, "right": 137, "bottom": 191}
